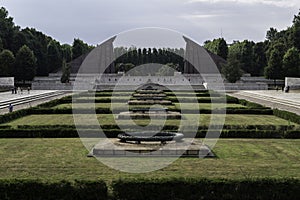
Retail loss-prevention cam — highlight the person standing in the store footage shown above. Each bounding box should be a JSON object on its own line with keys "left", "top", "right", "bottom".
{"left": 8, "top": 103, "right": 13, "bottom": 113}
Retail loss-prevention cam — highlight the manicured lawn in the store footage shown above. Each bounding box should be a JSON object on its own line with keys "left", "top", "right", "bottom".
{"left": 53, "top": 103, "right": 245, "bottom": 111}
{"left": 5, "top": 114, "right": 297, "bottom": 127}
{"left": 0, "top": 138, "right": 299, "bottom": 182}
{"left": 174, "top": 103, "right": 246, "bottom": 110}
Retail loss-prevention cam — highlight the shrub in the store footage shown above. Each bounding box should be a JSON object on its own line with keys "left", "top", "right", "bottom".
{"left": 0, "top": 179, "right": 107, "bottom": 200}
{"left": 112, "top": 178, "right": 300, "bottom": 200}
{"left": 273, "top": 109, "right": 300, "bottom": 124}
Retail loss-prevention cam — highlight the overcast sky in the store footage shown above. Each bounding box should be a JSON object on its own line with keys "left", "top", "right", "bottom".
{"left": 1, "top": 0, "right": 299, "bottom": 46}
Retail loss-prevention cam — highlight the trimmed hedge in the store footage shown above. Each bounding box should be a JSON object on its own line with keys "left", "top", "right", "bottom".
{"left": 0, "top": 180, "right": 107, "bottom": 200}
{"left": 238, "top": 99, "right": 266, "bottom": 108}
{"left": 0, "top": 108, "right": 31, "bottom": 124}
{"left": 112, "top": 178, "right": 300, "bottom": 200}
{"left": 194, "top": 130, "right": 284, "bottom": 138}
{"left": 273, "top": 109, "right": 300, "bottom": 124}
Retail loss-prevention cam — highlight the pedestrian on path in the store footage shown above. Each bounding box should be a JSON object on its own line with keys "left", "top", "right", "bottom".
{"left": 8, "top": 103, "right": 13, "bottom": 113}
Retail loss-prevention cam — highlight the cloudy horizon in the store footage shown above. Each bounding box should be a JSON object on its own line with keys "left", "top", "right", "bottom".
{"left": 1, "top": 0, "right": 299, "bottom": 45}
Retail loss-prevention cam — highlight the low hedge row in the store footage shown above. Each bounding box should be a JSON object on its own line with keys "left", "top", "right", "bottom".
{"left": 0, "top": 180, "right": 107, "bottom": 200}
{"left": 0, "top": 127, "right": 298, "bottom": 138}
{"left": 1, "top": 178, "right": 299, "bottom": 200}
{"left": 112, "top": 178, "right": 300, "bottom": 200}
{"left": 0, "top": 109, "right": 31, "bottom": 124}
{"left": 238, "top": 99, "right": 266, "bottom": 108}
{"left": 273, "top": 109, "right": 300, "bottom": 124}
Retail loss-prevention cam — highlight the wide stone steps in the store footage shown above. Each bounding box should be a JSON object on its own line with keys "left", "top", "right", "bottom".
{"left": 235, "top": 91, "right": 300, "bottom": 109}
{"left": 0, "top": 91, "right": 66, "bottom": 110}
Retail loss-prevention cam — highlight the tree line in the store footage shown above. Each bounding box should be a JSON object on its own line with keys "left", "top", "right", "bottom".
{"left": 114, "top": 47, "right": 184, "bottom": 73}
{"left": 204, "top": 11, "right": 300, "bottom": 82}
{"left": 1, "top": 6, "right": 299, "bottom": 83}
{"left": 0, "top": 7, "right": 92, "bottom": 81}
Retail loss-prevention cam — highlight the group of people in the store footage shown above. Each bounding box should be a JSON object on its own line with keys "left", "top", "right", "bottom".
{"left": 11, "top": 87, "right": 31, "bottom": 95}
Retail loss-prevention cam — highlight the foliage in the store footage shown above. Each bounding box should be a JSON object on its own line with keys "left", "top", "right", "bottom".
{"left": 221, "top": 51, "right": 243, "bottom": 83}
{"left": 47, "top": 40, "right": 62, "bottom": 73}
{"left": 114, "top": 47, "right": 185, "bottom": 72}
{"left": 282, "top": 47, "right": 300, "bottom": 77}
{"left": 0, "top": 49, "right": 15, "bottom": 77}
{"left": 61, "top": 59, "right": 71, "bottom": 83}
{"left": 112, "top": 178, "right": 300, "bottom": 200}
{"left": 204, "top": 38, "right": 228, "bottom": 60}
{"left": 264, "top": 48, "right": 284, "bottom": 82}
{"left": 273, "top": 109, "right": 300, "bottom": 124}
{"left": 0, "top": 179, "right": 107, "bottom": 200}
{"left": 72, "top": 38, "right": 89, "bottom": 59}
{"left": 14, "top": 45, "right": 37, "bottom": 81}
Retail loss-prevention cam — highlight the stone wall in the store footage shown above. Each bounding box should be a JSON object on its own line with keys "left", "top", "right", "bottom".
{"left": 286, "top": 77, "right": 300, "bottom": 90}
{"left": 0, "top": 77, "right": 14, "bottom": 88}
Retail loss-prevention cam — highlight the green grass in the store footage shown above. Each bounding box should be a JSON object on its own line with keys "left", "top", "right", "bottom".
{"left": 174, "top": 103, "right": 246, "bottom": 110}
{"left": 5, "top": 114, "right": 297, "bottom": 127}
{"left": 0, "top": 138, "right": 299, "bottom": 182}
{"left": 52, "top": 103, "right": 245, "bottom": 111}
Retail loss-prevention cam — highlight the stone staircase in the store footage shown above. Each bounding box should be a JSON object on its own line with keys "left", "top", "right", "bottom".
{"left": 0, "top": 91, "right": 66, "bottom": 110}
{"left": 230, "top": 91, "right": 300, "bottom": 115}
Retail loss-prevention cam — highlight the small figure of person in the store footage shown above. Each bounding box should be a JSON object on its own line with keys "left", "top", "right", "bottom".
{"left": 11, "top": 88, "right": 14, "bottom": 94}
{"left": 8, "top": 103, "right": 13, "bottom": 113}
{"left": 27, "top": 87, "right": 30, "bottom": 94}
{"left": 20, "top": 88, "right": 23, "bottom": 95}
{"left": 14, "top": 87, "right": 17, "bottom": 94}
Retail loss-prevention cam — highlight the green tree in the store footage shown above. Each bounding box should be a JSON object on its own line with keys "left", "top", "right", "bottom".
{"left": 61, "top": 59, "right": 71, "bottom": 83}
{"left": 221, "top": 52, "right": 242, "bottom": 83}
{"left": 264, "top": 48, "right": 284, "bottom": 85}
{"left": 0, "top": 7, "right": 18, "bottom": 50}
{"left": 266, "top": 27, "right": 278, "bottom": 41}
{"left": 204, "top": 38, "right": 228, "bottom": 60}
{"left": 47, "top": 40, "right": 62, "bottom": 73}
{"left": 282, "top": 47, "right": 300, "bottom": 77}
{"left": 291, "top": 11, "right": 300, "bottom": 50}
{"left": 0, "top": 37, "right": 3, "bottom": 51}
{"left": 62, "top": 44, "right": 73, "bottom": 63}
{"left": 0, "top": 49, "right": 15, "bottom": 77}
{"left": 252, "top": 42, "right": 267, "bottom": 76}
{"left": 15, "top": 45, "right": 36, "bottom": 81}
{"left": 72, "top": 38, "right": 89, "bottom": 59}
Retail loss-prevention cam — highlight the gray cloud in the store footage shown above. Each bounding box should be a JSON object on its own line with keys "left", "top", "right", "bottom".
{"left": 2, "top": 0, "right": 299, "bottom": 45}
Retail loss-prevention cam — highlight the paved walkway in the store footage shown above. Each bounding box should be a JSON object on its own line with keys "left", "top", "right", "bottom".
{"left": 0, "top": 90, "right": 71, "bottom": 115}
{"left": 229, "top": 90, "right": 300, "bottom": 115}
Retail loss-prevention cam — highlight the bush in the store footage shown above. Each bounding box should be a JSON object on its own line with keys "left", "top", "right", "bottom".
{"left": 285, "top": 130, "right": 300, "bottom": 139}
{"left": 239, "top": 99, "right": 267, "bottom": 108}
{"left": 0, "top": 179, "right": 107, "bottom": 200}
{"left": 193, "top": 130, "right": 283, "bottom": 138}
{"left": 273, "top": 109, "right": 300, "bottom": 124}
{"left": 0, "top": 108, "right": 31, "bottom": 124}
{"left": 112, "top": 178, "right": 300, "bottom": 200}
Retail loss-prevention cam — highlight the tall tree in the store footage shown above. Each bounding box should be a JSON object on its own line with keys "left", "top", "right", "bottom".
{"left": 72, "top": 38, "right": 89, "bottom": 59}
{"left": 204, "top": 38, "right": 228, "bottom": 60}
{"left": 252, "top": 42, "right": 267, "bottom": 76}
{"left": 266, "top": 27, "right": 278, "bottom": 41}
{"left": 61, "top": 44, "right": 73, "bottom": 62}
{"left": 0, "top": 7, "right": 18, "bottom": 50}
{"left": 0, "top": 49, "right": 15, "bottom": 77}
{"left": 282, "top": 47, "right": 300, "bottom": 77}
{"left": 47, "top": 40, "right": 62, "bottom": 73}
{"left": 61, "top": 59, "right": 71, "bottom": 83}
{"left": 15, "top": 45, "right": 36, "bottom": 81}
{"left": 291, "top": 11, "right": 300, "bottom": 50}
{"left": 264, "top": 48, "right": 284, "bottom": 84}
{"left": 0, "top": 37, "right": 3, "bottom": 51}
{"left": 222, "top": 52, "right": 242, "bottom": 83}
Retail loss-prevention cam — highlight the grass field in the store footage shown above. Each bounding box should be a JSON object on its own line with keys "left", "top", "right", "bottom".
{"left": 0, "top": 138, "right": 299, "bottom": 182}
{"left": 5, "top": 114, "right": 297, "bottom": 127}
{"left": 52, "top": 103, "right": 245, "bottom": 110}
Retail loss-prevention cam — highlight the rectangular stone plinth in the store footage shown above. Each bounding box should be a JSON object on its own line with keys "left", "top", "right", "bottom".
{"left": 90, "top": 139, "right": 215, "bottom": 158}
